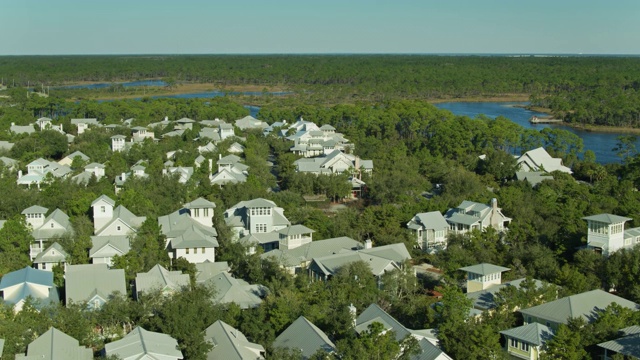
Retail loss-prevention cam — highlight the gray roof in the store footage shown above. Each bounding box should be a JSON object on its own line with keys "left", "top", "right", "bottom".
{"left": 0, "top": 156, "right": 18, "bottom": 168}
{"left": 411, "top": 212, "right": 450, "bottom": 230}
{"left": 413, "top": 338, "right": 452, "bottom": 360}
{"left": 205, "top": 320, "right": 265, "bottom": 360}
{"left": 582, "top": 214, "right": 633, "bottom": 224}
{"left": 33, "top": 242, "right": 69, "bottom": 264}
{"left": 218, "top": 154, "right": 242, "bottom": 165}
{"left": 516, "top": 171, "right": 554, "bottom": 186}
{"left": 500, "top": 323, "right": 554, "bottom": 346}
{"left": 170, "top": 224, "right": 219, "bottom": 249}
{"left": 10, "top": 124, "right": 35, "bottom": 134}
{"left": 356, "top": 303, "right": 412, "bottom": 342}
{"left": 105, "top": 327, "right": 183, "bottom": 360}
{"left": 239, "top": 232, "right": 281, "bottom": 246}
{"left": 184, "top": 197, "right": 216, "bottom": 209}
{"left": 274, "top": 316, "right": 336, "bottom": 358}
{"left": 22, "top": 205, "right": 48, "bottom": 214}
{"left": 89, "top": 235, "right": 131, "bottom": 257}
{"left": 32, "top": 209, "right": 73, "bottom": 240}
{"left": 262, "top": 237, "right": 362, "bottom": 268}
{"left": 158, "top": 210, "right": 218, "bottom": 239}
{"left": 71, "top": 118, "right": 99, "bottom": 125}
{"left": 459, "top": 263, "right": 510, "bottom": 276}
{"left": 207, "top": 271, "right": 266, "bottom": 309}
{"left": 16, "top": 328, "right": 92, "bottom": 360}
{"left": 0, "top": 140, "right": 15, "bottom": 150}
{"left": 278, "top": 224, "right": 315, "bottom": 236}
{"left": 195, "top": 261, "right": 231, "bottom": 283}
{"left": 0, "top": 266, "right": 56, "bottom": 306}
{"left": 519, "top": 289, "right": 639, "bottom": 325}
{"left": 597, "top": 326, "right": 640, "bottom": 358}
{"left": 466, "top": 278, "right": 547, "bottom": 310}
{"left": 65, "top": 264, "right": 126, "bottom": 305}
{"left": 63, "top": 151, "right": 90, "bottom": 162}
{"left": 135, "top": 264, "right": 190, "bottom": 295}
{"left": 239, "top": 198, "right": 277, "bottom": 208}
{"left": 91, "top": 194, "right": 116, "bottom": 207}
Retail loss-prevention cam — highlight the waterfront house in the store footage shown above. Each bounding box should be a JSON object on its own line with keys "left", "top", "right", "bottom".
{"left": 516, "top": 147, "right": 572, "bottom": 174}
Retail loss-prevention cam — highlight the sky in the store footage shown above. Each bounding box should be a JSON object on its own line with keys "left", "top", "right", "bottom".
{"left": 1, "top": 0, "right": 639, "bottom": 55}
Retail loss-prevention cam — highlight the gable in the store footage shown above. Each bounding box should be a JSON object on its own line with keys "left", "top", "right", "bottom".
{"left": 41, "top": 219, "right": 64, "bottom": 230}
{"left": 90, "top": 244, "right": 127, "bottom": 258}
{"left": 96, "top": 218, "right": 135, "bottom": 236}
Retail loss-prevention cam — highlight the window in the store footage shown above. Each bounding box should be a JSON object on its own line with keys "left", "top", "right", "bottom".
{"left": 546, "top": 321, "right": 551, "bottom": 327}
{"left": 94, "top": 300, "right": 100, "bottom": 309}
{"left": 194, "top": 208, "right": 200, "bottom": 217}
{"left": 256, "top": 224, "right": 267, "bottom": 233}
{"left": 100, "top": 206, "right": 105, "bottom": 213}
{"left": 194, "top": 247, "right": 198, "bottom": 254}
{"left": 186, "top": 248, "right": 190, "bottom": 254}
{"left": 520, "top": 342, "right": 529, "bottom": 351}
{"left": 202, "top": 247, "right": 205, "bottom": 253}
{"left": 625, "top": 237, "right": 632, "bottom": 245}
{"left": 50, "top": 223, "right": 54, "bottom": 228}
{"left": 42, "top": 263, "right": 47, "bottom": 270}
{"left": 510, "top": 338, "right": 517, "bottom": 348}
{"left": 117, "top": 226, "right": 121, "bottom": 231}
{"left": 204, "top": 208, "right": 209, "bottom": 217}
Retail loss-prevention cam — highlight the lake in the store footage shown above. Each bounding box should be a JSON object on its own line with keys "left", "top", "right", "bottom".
{"left": 59, "top": 80, "right": 168, "bottom": 89}
{"left": 434, "top": 101, "right": 637, "bottom": 164}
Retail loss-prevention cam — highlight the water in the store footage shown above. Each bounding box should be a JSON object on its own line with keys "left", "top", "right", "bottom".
{"left": 59, "top": 80, "right": 168, "bottom": 89}
{"left": 434, "top": 101, "right": 638, "bottom": 164}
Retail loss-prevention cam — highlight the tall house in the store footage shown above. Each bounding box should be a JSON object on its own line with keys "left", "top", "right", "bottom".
{"left": 111, "top": 135, "right": 126, "bottom": 152}
{"left": 22, "top": 205, "right": 49, "bottom": 229}
{"left": 91, "top": 195, "right": 116, "bottom": 234}
{"left": 459, "top": 263, "right": 510, "bottom": 293}
{"left": 583, "top": 214, "right": 632, "bottom": 256}
{"left": 184, "top": 197, "right": 216, "bottom": 228}
{"left": 278, "top": 225, "right": 314, "bottom": 250}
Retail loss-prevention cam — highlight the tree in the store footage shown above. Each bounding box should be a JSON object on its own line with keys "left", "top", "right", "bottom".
{"left": 0, "top": 216, "right": 33, "bottom": 273}
{"left": 541, "top": 323, "right": 588, "bottom": 360}
{"left": 613, "top": 135, "right": 638, "bottom": 164}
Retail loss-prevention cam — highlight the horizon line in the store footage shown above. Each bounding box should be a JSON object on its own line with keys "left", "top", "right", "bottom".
{"left": 1, "top": 52, "right": 640, "bottom": 57}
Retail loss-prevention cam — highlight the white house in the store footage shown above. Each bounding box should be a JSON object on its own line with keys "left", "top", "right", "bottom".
{"left": 91, "top": 195, "right": 146, "bottom": 236}
{"left": 516, "top": 147, "right": 572, "bottom": 174}
{"left": 17, "top": 158, "right": 72, "bottom": 188}
{"left": 33, "top": 242, "right": 69, "bottom": 271}
{"left": 0, "top": 266, "right": 59, "bottom": 312}
{"left": 111, "top": 134, "right": 127, "bottom": 152}
{"left": 23, "top": 206, "right": 74, "bottom": 260}
{"left": 294, "top": 150, "right": 373, "bottom": 175}
{"left": 224, "top": 198, "right": 290, "bottom": 239}
{"left": 71, "top": 118, "right": 100, "bottom": 135}
{"left": 210, "top": 154, "right": 249, "bottom": 185}
{"left": 583, "top": 213, "right": 640, "bottom": 256}
{"left": 407, "top": 211, "right": 450, "bottom": 252}
{"left": 444, "top": 198, "right": 511, "bottom": 235}
{"left": 89, "top": 235, "right": 131, "bottom": 266}
{"left": 58, "top": 151, "right": 90, "bottom": 167}
{"left": 134, "top": 264, "right": 190, "bottom": 299}
{"left": 459, "top": 263, "right": 510, "bottom": 293}
{"left": 65, "top": 264, "right": 126, "bottom": 309}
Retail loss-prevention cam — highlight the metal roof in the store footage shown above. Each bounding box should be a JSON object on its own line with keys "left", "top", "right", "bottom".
{"left": 459, "top": 263, "right": 510, "bottom": 276}
{"left": 17, "top": 327, "right": 92, "bottom": 360}
{"left": 500, "top": 323, "right": 554, "bottom": 346}
{"left": 273, "top": 316, "right": 336, "bottom": 358}
{"left": 105, "top": 327, "right": 183, "bottom": 360}
{"left": 205, "top": 320, "right": 265, "bottom": 360}
{"left": 582, "top": 214, "right": 633, "bottom": 224}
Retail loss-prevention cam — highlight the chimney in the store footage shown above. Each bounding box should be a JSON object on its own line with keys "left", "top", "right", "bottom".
{"left": 11, "top": 122, "right": 15, "bottom": 126}
{"left": 18, "top": 170, "right": 23, "bottom": 179}
{"left": 59, "top": 123, "right": 63, "bottom": 133}
{"left": 162, "top": 169, "right": 167, "bottom": 176}
{"left": 348, "top": 303, "right": 357, "bottom": 328}
{"left": 491, "top": 198, "right": 498, "bottom": 210}
{"left": 121, "top": 172, "right": 126, "bottom": 182}
{"left": 219, "top": 154, "right": 222, "bottom": 160}
{"left": 164, "top": 116, "right": 168, "bottom": 121}
{"left": 364, "top": 239, "right": 372, "bottom": 249}
{"left": 208, "top": 159, "right": 213, "bottom": 172}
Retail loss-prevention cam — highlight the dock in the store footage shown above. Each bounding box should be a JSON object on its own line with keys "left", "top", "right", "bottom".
{"left": 529, "top": 116, "right": 563, "bottom": 124}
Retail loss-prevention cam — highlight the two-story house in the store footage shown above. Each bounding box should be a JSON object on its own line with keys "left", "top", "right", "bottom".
{"left": 407, "top": 211, "right": 450, "bottom": 252}
{"left": 444, "top": 199, "right": 511, "bottom": 235}
{"left": 65, "top": 264, "right": 126, "bottom": 309}
{"left": 210, "top": 154, "right": 249, "bottom": 185}
{"left": 224, "top": 198, "right": 290, "bottom": 239}
{"left": 0, "top": 266, "right": 59, "bottom": 312}
{"left": 583, "top": 213, "right": 640, "bottom": 256}
{"left": 23, "top": 206, "right": 74, "bottom": 260}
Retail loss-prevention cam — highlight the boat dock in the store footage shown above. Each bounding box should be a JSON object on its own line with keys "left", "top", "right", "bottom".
{"left": 529, "top": 116, "right": 563, "bottom": 124}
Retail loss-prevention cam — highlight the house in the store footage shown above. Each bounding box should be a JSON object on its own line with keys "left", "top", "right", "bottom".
{"left": 277, "top": 225, "right": 315, "bottom": 250}
{"left": 9, "top": 123, "right": 35, "bottom": 135}
{"left": 91, "top": 195, "right": 146, "bottom": 236}
{"left": 111, "top": 134, "right": 127, "bottom": 152}
{"left": 355, "top": 304, "right": 452, "bottom": 360}
{"left": 23, "top": 206, "right": 74, "bottom": 260}
{"left": 466, "top": 277, "right": 548, "bottom": 312}
{"left": 197, "top": 141, "right": 217, "bottom": 154}
{"left": 273, "top": 316, "right": 336, "bottom": 359}
{"left": 0, "top": 156, "right": 18, "bottom": 171}
{"left": 72, "top": 162, "right": 106, "bottom": 184}
{"left": 261, "top": 236, "right": 362, "bottom": 274}
{"left": 198, "top": 127, "right": 221, "bottom": 142}
{"left": 444, "top": 198, "right": 511, "bottom": 235}
{"left": 516, "top": 147, "right": 572, "bottom": 174}
{"left": 519, "top": 289, "right": 639, "bottom": 330}
{"left": 104, "top": 327, "right": 183, "bottom": 360}
{"left": 459, "top": 263, "right": 510, "bottom": 293}
{"left": 583, "top": 213, "right": 640, "bottom": 256}
{"left": 17, "top": 158, "right": 72, "bottom": 188}
{"left": 131, "top": 126, "right": 155, "bottom": 142}
{"left": 134, "top": 264, "right": 190, "bottom": 299}
{"left": 597, "top": 325, "right": 640, "bottom": 360}
{"left": 407, "top": 211, "right": 450, "bottom": 252}
{"left": 174, "top": 117, "right": 195, "bottom": 130}
{"left": 15, "top": 328, "right": 92, "bottom": 360}
{"left": 235, "top": 115, "right": 268, "bottom": 131}
{"left": 204, "top": 320, "right": 265, "bottom": 360}
{"left": 204, "top": 271, "right": 267, "bottom": 309}
{"left": 228, "top": 141, "right": 245, "bottom": 154}
{"left": 308, "top": 242, "right": 411, "bottom": 282}
{"left": 65, "top": 264, "right": 126, "bottom": 309}
{"left": 219, "top": 123, "right": 235, "bottom": 139}
{"left": 516, "top": 171, "right": 554, "bottom": 187}
{"left": 224, "top": 198, "right": 291, "bottom": 239}
{"left": 281, "top": 119, "right": 353, "bottom": 157}
{"left": 263, "top": 119, "right": 287, "bottom": 136}
{"left": 210, "top": 154, "right": 249, "bottom": 185}
{"left": 35, "top": 117, "right": 53, "bottom": 130}
{"left": 194, "top": 261, "right": 231, "bottom": 283}
{"left": 294, "top": 150, "right": 373, "bottom": 175}
{"left": 71, "top": 118, "right": 100, "bottom": 135}
{"left": 0, "top": 266, "right": 59, "bottom": 312}
{"left": 33, "top": 242, "right": 68, "bottom": 271}
{"left": 114, "top": 163, "right": 149, "bottom": 193}
{"left": 158, "top": 200, "right": 219, "bottom": 264}
{"left": 0, "top": 140, "right": 15, "bottom": 151}
{"left": 58, "top": 151, "right": 89, "bottom": 166}
{"left": 500, "top": 323, "right": 554, "bottom": 360}
{"left": 89, "top": 235, "right": 131, "bottom": 266}
{"left": 163, "top": 166, "right": 194, "bottom": 183}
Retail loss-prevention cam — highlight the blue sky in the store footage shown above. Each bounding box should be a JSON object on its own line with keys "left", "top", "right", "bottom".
{"left": 1, "top": 0, "right": 639, "bottom": 55}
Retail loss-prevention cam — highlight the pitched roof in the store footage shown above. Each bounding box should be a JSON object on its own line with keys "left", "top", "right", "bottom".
{"left": 273, "top": 316, "right": 336, "bottom": 358}
{"left": 519, "top": 289, "right": 639, "bottom": 325}
{"left": 278, "top": 224, "right": 315, "bottom": 236}
{"left": 0, "top": 266, "right": 55, "bottom": 305}
{"left": 135, "top": 264, "right": 190, "bottom": 295}
{"left": 22, "top": 205, "right": 49, "bottom": 214}
{"left": 65, "top": 264, "right": 126, "bottom": 305}
{"left": 105, "top": 327, "right": 183, "bottom": 360}
{"left": 170, "top": 224, "right": 219, "bottom": 249}
{"left": 89, "top": 235, "right": 131, "bottom": 257}
{"left": 207, "top": 271, "right": 266, "bottom": 309}
{"left": 582, "top": 213, "right": 633, "bottom": 224}
{"left": 356, "top": 303, "right": 412, "bottom": 342}
{"left": 33, "top": 242, "right": 68, "bottom": 264}
{"left": 597, "top": 326, "right": 640, "bottom": 358}
{"left": 18, "top": 328, "right": 93, "bottom": 360}
{"left": 459, "top": 263, "right": 510, "bottom": 276}
{"left": 205, "top": 320, "right": 265, "bottom": 360}
{"left": 500, "top": 323, "right": 554, "bottom": 346}
{"left": 410, "top": 212, "right": 449, "bottom": 231}
{"left": 413, "top": 338, "right": 453, "bottom": 360}
{"left": 261, "top": 237, "right": 362, "bottom": 268}
{"left": 184, "top": 197, "right": 216, "bottom": 209}
{"left": 195, "top": 261, "right": 231, "bottom": 283}
{"left": 63, "top": 151, "right": 90, "bottom": 161}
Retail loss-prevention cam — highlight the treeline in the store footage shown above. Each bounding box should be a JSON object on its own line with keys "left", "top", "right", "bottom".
{"left": 4, "top": 55, "right": 640, "bottom": 126}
